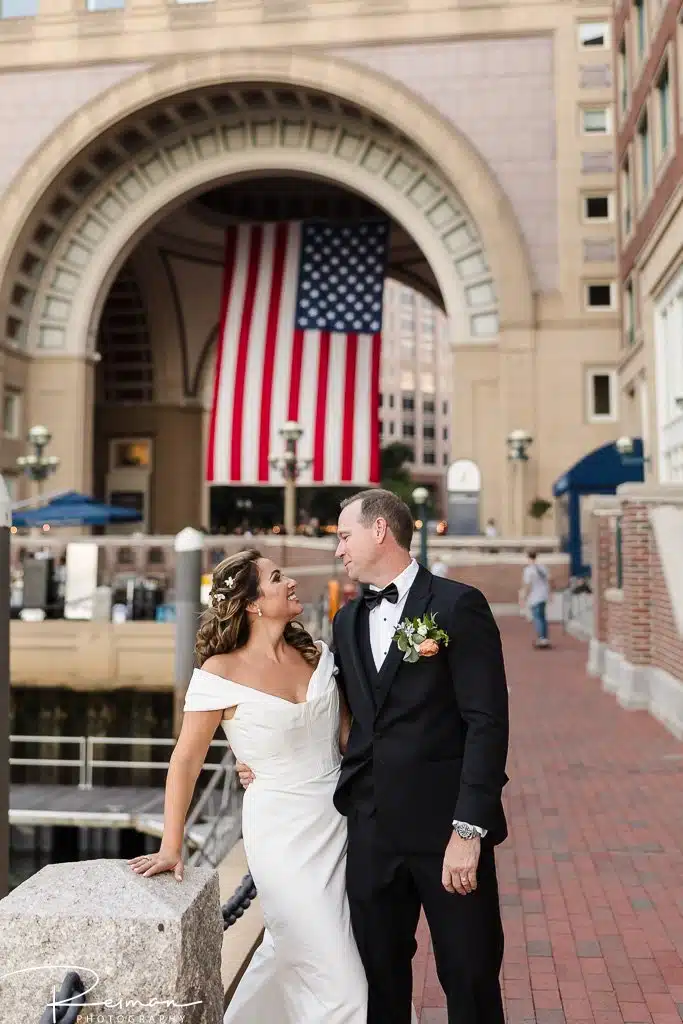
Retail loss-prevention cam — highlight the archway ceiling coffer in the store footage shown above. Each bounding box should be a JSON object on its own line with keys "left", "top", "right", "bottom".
{"left": 5, "top": 85, "right": 499, "bottom": 355}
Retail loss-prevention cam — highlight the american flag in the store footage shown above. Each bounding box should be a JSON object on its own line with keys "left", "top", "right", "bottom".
{"left": 206, "top": 220, "right": 389, "bottom": 487}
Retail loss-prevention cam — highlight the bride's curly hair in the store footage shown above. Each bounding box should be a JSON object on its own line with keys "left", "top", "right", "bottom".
{"left": 194, "top": 548, "right": 321, "bottom": 668}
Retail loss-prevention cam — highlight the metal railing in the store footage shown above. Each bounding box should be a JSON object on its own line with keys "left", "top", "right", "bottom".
{"left": 10, "top": 735, "right": 88, "bottom": 787}
{"left": 561, "top": 579, "right": 593, "bottom": 638}
{"left": 84, "top": 735, "right": 229, "bottom": 789}
{"left": 10, "top": 734, "right": 229, "bottom": 790}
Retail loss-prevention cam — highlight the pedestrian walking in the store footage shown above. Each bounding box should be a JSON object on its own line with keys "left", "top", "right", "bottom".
{"left": 519, "top": 551, "right": 551, "bottom": 648}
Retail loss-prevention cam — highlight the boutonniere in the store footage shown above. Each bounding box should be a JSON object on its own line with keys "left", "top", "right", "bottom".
{"left": 392, "top": 612, "right": 450, "bottom": 663}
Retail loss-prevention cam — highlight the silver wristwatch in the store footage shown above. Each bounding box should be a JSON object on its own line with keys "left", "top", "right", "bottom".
{"left": 454, "top": 821, "right": 478, "bottom": 841}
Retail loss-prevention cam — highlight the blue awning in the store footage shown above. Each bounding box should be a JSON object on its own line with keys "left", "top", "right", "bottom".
{"left": 12, "top": 490, "right": 142, "bottom": 527}
{"left": 552, "top": 439, "right": 645, "bottom": 497}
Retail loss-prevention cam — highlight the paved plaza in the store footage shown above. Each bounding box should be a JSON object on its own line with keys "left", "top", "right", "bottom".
{"left": 413, "top": 618, "right": 683, "bottom": 1024}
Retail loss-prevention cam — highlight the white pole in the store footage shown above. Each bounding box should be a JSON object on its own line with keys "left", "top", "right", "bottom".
{"left": 173, "top": 528, "right": 204, "bottom": 737}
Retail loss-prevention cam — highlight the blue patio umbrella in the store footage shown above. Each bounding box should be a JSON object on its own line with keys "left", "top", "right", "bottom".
{"left": 12, "top": 490, "right": 142, "bottom": 528}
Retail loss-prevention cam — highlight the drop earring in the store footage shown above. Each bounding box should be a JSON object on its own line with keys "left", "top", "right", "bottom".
{"left": 257, "top": 607, "right": 263, "bottom": 618}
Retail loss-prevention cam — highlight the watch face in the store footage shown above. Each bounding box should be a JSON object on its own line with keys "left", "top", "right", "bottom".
{"left": 456, "top": 823, "right": 474, "bottom": 839}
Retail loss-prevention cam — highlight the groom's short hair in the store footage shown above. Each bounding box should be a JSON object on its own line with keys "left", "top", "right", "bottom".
{"left": 340, "top": 489, "right": 413, "bottom": 551}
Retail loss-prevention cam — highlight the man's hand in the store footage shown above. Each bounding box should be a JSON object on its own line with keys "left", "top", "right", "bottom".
{"left": 235, "top": 761, "right": 255, "bottom": 788}
{"left": 442, "top": 832, "right": 481, "bottom": 896}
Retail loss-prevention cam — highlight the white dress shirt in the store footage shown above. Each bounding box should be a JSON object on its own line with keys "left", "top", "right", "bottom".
{"left": 367, "top": 558, "right": 420, "bottom": 671}
{"left": 367, "top": 558, "right": 487, "bottom": 840}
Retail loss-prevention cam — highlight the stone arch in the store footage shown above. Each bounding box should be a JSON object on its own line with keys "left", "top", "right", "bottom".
{"left": 0, "top": 50, "right": 534, "bottom": 359}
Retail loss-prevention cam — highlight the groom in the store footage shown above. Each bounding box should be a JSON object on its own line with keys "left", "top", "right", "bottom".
{"left": 333, "top": 489, "right": 509, "bottom": 1024}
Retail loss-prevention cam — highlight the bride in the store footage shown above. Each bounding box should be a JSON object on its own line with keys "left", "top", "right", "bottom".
{"left": 127, "top": 548, "right": 368, "bottom": 1023}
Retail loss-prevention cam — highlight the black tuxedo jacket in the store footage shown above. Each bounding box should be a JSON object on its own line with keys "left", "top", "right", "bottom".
{"left": 332, "top": 566, "right": 509, "bottom": 854}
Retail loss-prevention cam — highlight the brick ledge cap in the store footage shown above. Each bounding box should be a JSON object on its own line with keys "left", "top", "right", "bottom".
{"left": 617, "top": 483, "right": 683, "bottom": 502}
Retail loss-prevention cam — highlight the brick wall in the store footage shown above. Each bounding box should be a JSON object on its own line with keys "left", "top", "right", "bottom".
{"left": 593, "top": 489, "right": 683, "bottom": 683}
{"left": 649, "top": 528, "right": 683, "bottom": 679}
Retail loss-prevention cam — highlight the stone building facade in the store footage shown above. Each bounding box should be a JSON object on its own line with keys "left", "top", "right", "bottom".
{"left": 615, "top": 0, "right": 683, "bottom": 480}
{"left": 0, "top": 0, "right": 622, "bottom": 533}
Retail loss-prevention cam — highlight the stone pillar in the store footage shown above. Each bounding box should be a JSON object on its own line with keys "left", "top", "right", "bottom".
{"left": 620, "top": 497, "right": 652, "bottom": 669}
{"left": 27, "top": 355, "right": 96, "bottom": 496}
{"left": 0, "top": 860, "right": 224, "bottom": 1023}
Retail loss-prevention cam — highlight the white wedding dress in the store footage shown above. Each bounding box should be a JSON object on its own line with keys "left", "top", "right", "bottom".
{"left": 182, "top": 640, "right": 368, "bottom": 1023}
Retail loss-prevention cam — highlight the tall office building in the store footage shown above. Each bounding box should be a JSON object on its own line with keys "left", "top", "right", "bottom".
{"left": 379, "top": 281, "right": 453, "bottom": 495}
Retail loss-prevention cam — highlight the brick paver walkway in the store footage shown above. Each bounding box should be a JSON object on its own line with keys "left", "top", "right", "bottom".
{"left": 413, "top": 617, "right": 683, "bottom": 1023}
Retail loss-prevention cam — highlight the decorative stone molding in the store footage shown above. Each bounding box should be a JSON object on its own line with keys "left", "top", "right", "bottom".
{"left": 0, "top": 50, "right": 534, "bottom": 359}
{"left": 599, "top": 648, "right": 683, "bottom": 740}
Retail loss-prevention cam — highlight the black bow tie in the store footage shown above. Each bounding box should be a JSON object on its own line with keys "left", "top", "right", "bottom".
{"left": 362, "top": 582, "right": 399, "bottom": 611}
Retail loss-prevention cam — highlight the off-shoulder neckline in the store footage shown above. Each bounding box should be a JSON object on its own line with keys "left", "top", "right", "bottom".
{"left": 194, "top": 640, "right": 330, "bottom": 707}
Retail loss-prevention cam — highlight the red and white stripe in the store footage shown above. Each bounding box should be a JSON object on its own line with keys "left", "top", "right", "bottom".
{"left": 206, "top": 222, "right": 381, "bottom": 486}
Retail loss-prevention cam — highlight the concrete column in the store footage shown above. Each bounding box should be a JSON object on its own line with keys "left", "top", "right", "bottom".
{"left": 174, "top": 527, "right": 204, "bottom": 737}
{"left": 0, "top": 860, "right": 224, "bottom": 1022}
{"left": 27, "top": 356, "right": 95, "bottom": 496}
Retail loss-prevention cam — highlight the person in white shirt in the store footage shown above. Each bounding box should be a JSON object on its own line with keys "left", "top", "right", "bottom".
{"left": 331, "top": 489, "right": 509, "bottom": 1024}
{"left": 520, "top": 550, "right": 551, "bottom": 648}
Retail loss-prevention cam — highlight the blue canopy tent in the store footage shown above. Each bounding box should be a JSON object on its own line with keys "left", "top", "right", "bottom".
{"left": 552, "top": 440, "right": 644, "bottom": 577}
{"left": 12, "top": 490, "right": 142, "bottom": 528}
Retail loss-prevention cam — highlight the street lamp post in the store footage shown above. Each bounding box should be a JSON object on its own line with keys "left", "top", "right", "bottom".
{"left": 412, "top": 486, "right": 430, "bottom": 568}
{"left": 506, "top": 429, "right": 533, "bottom": 536}
{"left": 268, "top": 421, "right": 312, "bottom": 536}
{"left": 16, "top": 424, "right": 60, "bottom": 496}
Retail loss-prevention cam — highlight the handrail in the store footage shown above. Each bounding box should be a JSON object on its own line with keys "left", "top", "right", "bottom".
{"left": 10, "top": 735, "right": 88, "bottom": 789}
{"left": 10, "top": 734, "right": 229, "bottom": 791}
{"left": 85, "top": 736, "right": 229, "bottom": 789}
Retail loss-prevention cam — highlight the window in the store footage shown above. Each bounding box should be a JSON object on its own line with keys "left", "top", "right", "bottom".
{"left": 404, "top": 446, "right": 415, "bottom": 463}
{"left": 582, "top": 107, "right": 611, "bottom": 134}
{"left": 423, "top": 452, "right": 436, "bottom": 465}
{"left": 587, "top": 370, "right": 617, "bottom": 421}
{"left": 403, "top": 423, "right": 415, "bottom": 438}
{"left": 402, "top": 394, "right": 415, "bottom": 412}
{"left": 388, "top": 394, "right": 395, "bottom": 409}
{"left": 579, "top": 21, "right": 610, "bottom": 48}
{"left": 443, "top": 426, "right": 449, "bottom": 441}
{"left": 583, "top": 194, "right": 612, "bottom": 222}
{"left": 421, "top": 313, "right": 435, "bottom": 337}
{"left": 379, "top": 419, "right": 384, "bottom": 436}
{"left": 442, "top": 400, "right": 449, "bottom": 415}
{"left": 2, "top": 389, "right": 20, "bottom": 438}
{"left": 585, "top": 282, "right": 615, "bottom": 309}
{"left": 423, "top": 399, "right": 435, "bottom": 415}
{"left": 378, "top": 393, "right": 384, "bottom": 408}
{"left": 637, "top": 111, "right": 651, "bottom": 198}
{"left": 423, "top": 425, "right": 435, "bottom": 440}
{"left": 443, "top": 453, "right": 449, "bottom": 466}
{"left": 634, "top": 0, "right": 647, "bottom": 59}
{"left": 389, "top": 422, "right": 395, "bottom": 437}
{"left": 654, "top": 265, "right": 683, "bottom": 480}
{"left": 624, "top": 279, "right": 636, "bottom": 346}
{"left": 420, "top": 373, "right": 435, "bottom": 394}
{"left": 656, "top": 62, "right": 671, "bottom": 157}
{"left": 621, "top": 156, "right": 633, "bottom": 236}
{"left": 1, "top": 0, "right": 38, "bottom": 15}
{"left": 618, "top": 37, "right": 629, "bottom": 115}
{"left": 86, "top": 0, "right": 124, "bottom": 9}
